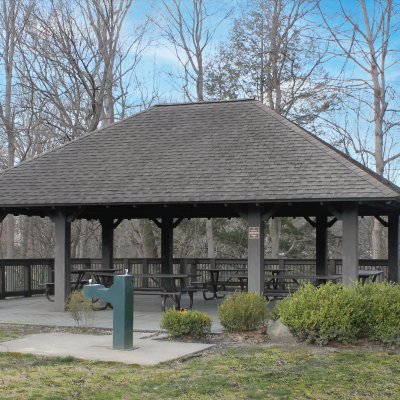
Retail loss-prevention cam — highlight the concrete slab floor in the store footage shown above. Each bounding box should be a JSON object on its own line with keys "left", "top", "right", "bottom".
{"left": 0, "top": 293, "right": 224, "bottom": 332}
{"left": 0, "top": 332, "right": 214, "bottom": 365}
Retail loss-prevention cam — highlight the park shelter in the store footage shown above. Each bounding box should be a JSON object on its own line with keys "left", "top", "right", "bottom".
{"left": 0, "top": 99, "right": 399, "bottom": 311}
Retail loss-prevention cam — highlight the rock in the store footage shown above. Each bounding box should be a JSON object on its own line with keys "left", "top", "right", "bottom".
{"left": 267, "top": 319, "right": 296, "bottom": 343}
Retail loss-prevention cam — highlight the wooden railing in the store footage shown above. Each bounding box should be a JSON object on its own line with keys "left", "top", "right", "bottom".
{"left": 0, "top": 257, "right": 389, "bottom": 299}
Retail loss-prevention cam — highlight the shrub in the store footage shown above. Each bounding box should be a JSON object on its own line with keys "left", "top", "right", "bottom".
{"left": 360, "top": 283, "right": 400, "bottom": 345}
{"left": 160, "top": 309, "right": 212, "bottom": 338}
{"left": 218, "top": 292, "right": 270, "bottom": 332}
{"left": 66, "top": 290, "right": 94, "bottom": 327}
{"left": 276, "top": 283, "right": 367, "bottom": 344}
{"left": 276, "top": 282, "right": 400, "bottom": 345}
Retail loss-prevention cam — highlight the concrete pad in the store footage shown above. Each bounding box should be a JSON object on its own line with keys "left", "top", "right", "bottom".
{"left": 0, "top": 294, "right": 224, "bottom": 333}
{"left": 0, "top": 332, "right": 213, "bottom": 365}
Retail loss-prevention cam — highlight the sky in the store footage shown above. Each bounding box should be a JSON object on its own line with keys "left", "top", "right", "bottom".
{"left": 116, "top": 0, "right": 400, "bottom": 181}
{"left": 124, "top": 0, "right": 240, "bottom": 104}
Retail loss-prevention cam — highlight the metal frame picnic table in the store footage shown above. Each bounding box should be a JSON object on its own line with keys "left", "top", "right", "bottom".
{"left": 197, "top": 268, "right": 248, "bottom": 300}
{"left": 132, "top": 273, "right": 194, "bottom": 310}
{"left": 358, "top": 270, "right": 384, "bottom": 283}
{"left": 197, "top": 268, "right": 299, "bottom": 299}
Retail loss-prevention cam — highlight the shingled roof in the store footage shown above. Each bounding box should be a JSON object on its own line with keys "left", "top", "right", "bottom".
{"left": 0, "top": 98, "right": 399, "bottom": 207}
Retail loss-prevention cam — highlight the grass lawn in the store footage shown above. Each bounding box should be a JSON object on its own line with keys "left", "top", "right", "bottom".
{"left": 0, "top": 326, "right": 399, "bottom": 399}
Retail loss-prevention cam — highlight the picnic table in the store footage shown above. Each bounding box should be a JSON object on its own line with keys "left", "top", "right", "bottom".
{"left": 42, "top": 268, "right": 122, "bottom": 302}
{"left": 71, "top": 268, "right": 122, "bottom": 290}
{"left": 234, "top": 269, "right": 296, "bottom": 292}
{"left": 358, "top": 270, "right": 384, "bottom": 283}
{"left": 132, "top": 273, "right": 195, "bottom": 311}
{"left": 75, "top": 269, "right": 123, "bottom": 310}
{"left": 196, "top": 268, "right": 298, "bottom": 300}
{"left": 196, "top": 268, "right": 247, "bottom": 300}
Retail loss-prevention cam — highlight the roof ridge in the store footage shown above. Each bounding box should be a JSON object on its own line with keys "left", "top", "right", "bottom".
{"left": 153, "top": 98, "right": 256, "bottom": 107}
{"left": 252, "top": 102, "right": 400, "bottom": 197}
{"left": 0, "top": 106, "right": 153, "bottom": 175}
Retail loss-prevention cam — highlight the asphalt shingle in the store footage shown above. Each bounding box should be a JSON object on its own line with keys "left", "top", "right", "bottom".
{"left": 0, "top": 99, "right": 398, "bottom": 206}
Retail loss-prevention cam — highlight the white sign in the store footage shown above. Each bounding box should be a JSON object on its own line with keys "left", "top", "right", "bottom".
{"left": 248, "top": 227, "right": 260, "bottom": 239}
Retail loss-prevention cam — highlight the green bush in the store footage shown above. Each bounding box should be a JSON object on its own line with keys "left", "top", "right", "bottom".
{"left": 276, "top": 282, "right": 400, "bottom": 345}
{"left": 218, "top": 292, "right": 270, "bottom": 332}
{"left": 160, "top": 309, "right": 212, "bottom": 338}
{"left": 361, "top": 283, "right": 400, "bottom": 345}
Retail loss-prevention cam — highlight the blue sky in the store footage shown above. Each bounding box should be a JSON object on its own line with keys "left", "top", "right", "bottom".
{"left": 124, "top": 0, "right": 239, "bottom": 103}
{"left": 119, "top": 0, "right": 400, "bottom": 181}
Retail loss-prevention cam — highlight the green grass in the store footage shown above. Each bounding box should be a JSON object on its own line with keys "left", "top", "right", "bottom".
{"left": 0, "top": 345, "right": 399, "bottom": 399}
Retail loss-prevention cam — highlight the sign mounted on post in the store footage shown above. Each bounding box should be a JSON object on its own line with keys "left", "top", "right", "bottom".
{"left": 248, "top": 227, "right": 260, "bottom": 239}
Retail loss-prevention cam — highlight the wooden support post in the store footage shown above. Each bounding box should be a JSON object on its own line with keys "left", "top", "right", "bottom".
{"left": 316, "top": 216, "right": 328, "bottom": 276}
{"left": 54, "top": 212, "right": 71, "bottom": 311}
{"left": 161, "top": 218, "right": 174, "bottom": 274}
{"left": 247, "top": 206, "right": 264, "bottom": 294}
{"left": 101, "top": 218, "right": 114, "bottom": 270}
{"left": 342, "top": 204, "right": 358, "bottom": 287}
{"left": 388, "top": 214, "right": 400, "bottom": 283}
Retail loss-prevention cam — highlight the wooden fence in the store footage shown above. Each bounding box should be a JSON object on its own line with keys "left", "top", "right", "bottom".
{"left": 0, "top": 257, "right": 389, "bottom": 299}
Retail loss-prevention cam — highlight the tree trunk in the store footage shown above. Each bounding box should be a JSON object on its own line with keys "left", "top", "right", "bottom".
{"left": 372, "top": 218, "right": 384, "bottom": 259}
{"left": 77, "top": 219, "right": 88, "bottom": 258}
{"left": 21, "top": 216, "right": 29, "bottom": 258}
{"left": 141, "top": 220, "right": 158, "bottom": 257}
{"left": 6, "top": 215, "right": 15, "bottom": 258}
{"left": 269, "top": 218, "right": 281, "bottom": 257}
{"left": 206, "top": 219, "right": 215, "bottom": 258}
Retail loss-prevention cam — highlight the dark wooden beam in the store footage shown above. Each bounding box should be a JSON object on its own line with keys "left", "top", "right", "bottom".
{"left": 101, "top": 218, "right": 114, "bottom": 270}
{"left": 0, "top": 212, "right": 7, "bottom": 224}
{"left": 112, "top": 218, "right": 123, "bottom": 229}
{"left": 66, "top": 207, "right": 87, "bottom": 223}
{"left": 316, "top": 216, "right": 328, "bottom": 275}
{"left": 161, "top": 218, "right": 174, "bottom": 289}
{"left": 232, "top": 205, "right": 247, "bottom": 219}
{"left": 262, "top": 204, "right": 281, "bottom": 221}
{"left": 325, "top": 204, "right": 342, "bottom": 220}
{"left": 388, "top": 214, "right": 399, "bottom": 283}
{"left": 327, "top": 217, "right": 338, "bottom": 228}
{"left": 304, "top": 216, "right": 316, "bottom": 228}
{"left": 172, "top": 217, "right": 184, "bottom": 228}
{"left": 374, "top": 215, "right": 389, "bottom": 228}
{"left": 151, "top": 218, "right": 162, "bottom": 228}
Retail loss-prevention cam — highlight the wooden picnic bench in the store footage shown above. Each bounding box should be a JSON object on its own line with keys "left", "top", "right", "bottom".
{"left": 195, "top": 268, "right": 247, "bottom": 300}
{"left": 133, "top": 286, "right": 197, "bottom": 311}
{"left": 131, "top": 274, "right": 197, "bottom": 311}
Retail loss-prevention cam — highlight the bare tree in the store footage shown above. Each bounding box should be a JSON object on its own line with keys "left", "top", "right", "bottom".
{"left": 206, "top": 0, "right": 333, "bottom": 125}
{"left": 154, "top": 0, "right": 231, "bottom": 258}
{"left": 10, "top": 0, "right": 149, "bottom": 259}
{"left": 0, "top": 0, "right": 34, "bottom": 257}
{"left": 155, "top": 0, "right": 230, "bottom": 101}
{"left": 319, "top": 0, "right": 400, "bottom": 257}
{"left": 206, "top": 0, "right": 334, "bottom": 257}
{"left": 20, "top": 0, "right": 146, "bottom": 142}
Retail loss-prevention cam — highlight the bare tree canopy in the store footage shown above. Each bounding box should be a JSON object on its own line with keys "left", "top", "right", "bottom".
{"left": 205, "top": 0, "right": 336, "bottom": 127}
{"left": 319, "top": 0, "right": 400, "bottom": 257}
